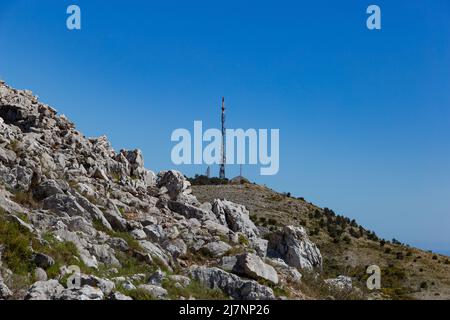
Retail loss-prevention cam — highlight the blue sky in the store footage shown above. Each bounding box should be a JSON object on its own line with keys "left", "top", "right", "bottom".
{"left": 0, "top": 0, "right": 449, "bottom": 254}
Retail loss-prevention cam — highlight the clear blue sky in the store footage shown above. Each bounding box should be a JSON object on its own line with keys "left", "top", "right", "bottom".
{"left": 1, "top": 0, "right": 449, "bottom": 254}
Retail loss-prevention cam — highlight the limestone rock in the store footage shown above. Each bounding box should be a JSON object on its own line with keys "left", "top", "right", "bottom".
{"left": 325, "top": 275, "right": 353, "bottom": 291}
{"left": 0, "top": 279, "right": 13, "bottom": 300}
{"left": 268, "top": 225, "right": 322, "bottom": 270}
{"left": 212, "top": 199, "right": 259, "bottom": 239}
{"left": 25, "top": 280, "right": 65, "bottom": 300}
{"left": 233, "top": 253, "right": 279, "bottom": 284}
{"left": 137, "top": 284, "right": 168, "bottom": 299}
{"left": 201, "top": 241, "right": 232, "bottom": 258}
{"left": 189, "top": 265, "right": 275, "bottom": 300}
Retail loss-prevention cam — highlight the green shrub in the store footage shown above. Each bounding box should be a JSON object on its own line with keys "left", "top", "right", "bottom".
{"left": 0, "top": 209, "right": 89, "bottom": 279}
{"left": 162, "top": 278, "right": 228, "bottom": 300}
{"left": 122, "top": 287, "right": 155, "bottom": 300}
{"left": 39, "top": 235, "right": 88, "bottom": 279}
{"left": 238, "top": 234, "right": 249, "bottom": 246}
{"left": 92, "top": 219, "right": 141, "bottom": 252}
{"left": 188, "top": 175, "right": 229, "bottom": 186}
{"left": 0, "top": 215, "right": 34, "bottom": 275}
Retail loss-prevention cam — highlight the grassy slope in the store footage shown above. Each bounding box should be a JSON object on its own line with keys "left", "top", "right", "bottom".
{"left": 192, "top": 183, "right": 450, "bottom": 300}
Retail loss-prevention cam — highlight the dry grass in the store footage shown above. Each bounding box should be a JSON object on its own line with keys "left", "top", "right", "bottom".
{"left": 193, "top": 184, "right": 450, "bottom": 300}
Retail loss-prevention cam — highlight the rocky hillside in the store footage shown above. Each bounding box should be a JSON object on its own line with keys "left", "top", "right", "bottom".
{"left": 1, "top": 80, "right": 448, "bottom": 301}
{"left": 193, "top": 184, "right": 450, "bottom": 300}
{"left": 0, "top": 80, "right": 332, "bottom": 300}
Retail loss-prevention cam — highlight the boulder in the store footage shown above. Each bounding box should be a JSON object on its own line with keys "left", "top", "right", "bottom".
{"left": 33, "top": 180, "right": 65, "bottom": 201}
{"left": 0, "top": 146, "right": 16, "bottom": 164}
{"left": 201, "top": 241, "right": 232, "bottom": 258}
{"left": 189, "top": 265, "right": 275, "bottom": 300}
{"left": 79, "top": 274, "right": 115, "bottom": 295}
{"left": 25, "top": 280, "right": 65, "bottom": 300}
{"left": 157, "top": 170, "right": 188, "bottom": 200}
{"left": 157, "top": 170, "right": 198, "bottom": 204}
{"left": 42, "top": 194, "right": 91, "bottom": 219}
{"left": 148, "top": 270, "right": 166, "bottom": 286}
{"left": 202, "top": 220, "right": 230, "bottom": 237}
{"left": 233, "top": 253, "right": 279, "bottom": 284}
{"left": 137, "top": 284, "right": 168, "bottom": 299}
{"left": 91, "top": 244, "right": 121, "bottom": 266}
{"left": 250, "top": 237, "right": 268, "bottom": 258}
{"left": 34, "top": 268, "right": 48, "bottom": 282}
{"left": 102, "top": 201, "right": 127, "bottom": 232}
{"left": 143, "top": 224, "right": 166, "bottom": 243}
{"left": 139, "top": 240, "right": 171, "bottom": 269}
{"left": 268, "top": 225, "right": 322, "bottom": 271}
{"left": 168, "top": 200, "right": 216, "bottom": 221}
{"left": 0, "top": 165, "right": 33, "bottom": 191}
{"left": 109, "top": 292, "right": 133, "bottom": 300}
{"left": 0, "top": 279, "right": 13, "bottom": 300}
{"left": 56, "top": 285, "right": 104, "bottom": 300}
{"left": 168, "top": 275, "right": 191, "bottom": 287}
{"left": 131, "top": 228, "right": 147, "bottom": 240}
{"left": 212, "top": 199, "right": 259, "bottom": 239}
{"left": 325, "top": 275, "right": 352, "bottom": 291}
{"left": 162, "top": 238, "right": 187, "bottom": 260}
{"left": 268, "top": 258, "right": 302, "bottom": 284}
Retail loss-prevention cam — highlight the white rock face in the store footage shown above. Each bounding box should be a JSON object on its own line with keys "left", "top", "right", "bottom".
{"left": 0, "top": 277, "right": 13, "bottom": 300}
{"left": 325, "top": 275, "right": 353, "bottom": 291}
{"left": 157, "top": 170, "right": 199, "bottom": 205}
{"left": 189, "top": 265, "right": 275, "bottom": 300}
{"left": 212, "top": 199, "right": 259, "bottom": 239}
{"left": 268, "top": 225, "right": 322, "bottom": 271}
{"left": 201, "top": 241, "right": 232, "bottom": 257}
{"left": 233, "top": 253, "right": 279, "bottom": 284}
{"left": 137, "top": 284, "right": 168, "bottom": 299}
{"left": 25, "top": 280, "right": 65, "bottom": 300}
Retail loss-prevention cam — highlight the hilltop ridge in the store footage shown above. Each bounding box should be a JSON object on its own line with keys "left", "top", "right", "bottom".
{"left": 0, "top": 80, "right": 449, "bottom": 300}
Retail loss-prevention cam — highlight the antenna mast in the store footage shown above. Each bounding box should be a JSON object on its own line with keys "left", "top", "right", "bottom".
{"left": 219, "top": 97, "right": 226, "bottom": 179}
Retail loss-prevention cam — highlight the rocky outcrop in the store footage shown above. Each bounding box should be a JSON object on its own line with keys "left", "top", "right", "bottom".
{"left": 0, "top": 277, "right": 12, "bottom": 300}
{"left": 201, "top": 241, "right": 232, "bottom": 258}
{"left": 232, "top": 253, "right": 279, "bottom": 284}
{"left": 189, "top": 266, "right": 275, "bottom": 300}
{"left": 268, "top": 226, "right": 322, "bottom": 270}
{"left": 157, "top": 170, "right": 198, "bottom": 205}
{"left": 212, "top": 199, "right": 259, "bottom": 238}
{"left": 325, "top": 275, "right": 353, "bottom": 291}
{"left": 0, "top": 81, "right": 327, "bottom": 300}
{"left": 137, "top": 284, "right": 168, "bottom": 299}
{"left": 25, "top": 280, "right": 65, "bottom": 300}
{"left": 212, "top": 199, "right": 268, "bottom": 257}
